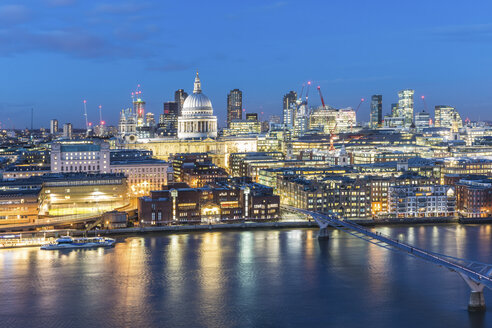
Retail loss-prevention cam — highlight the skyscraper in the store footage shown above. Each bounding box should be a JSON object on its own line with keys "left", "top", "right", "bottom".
{"left": 50, "top": 119, "right": 58, "bottom": 135}
{"left": 283, "top": 91, "right": 297, "bottom": 128}
{"left": 391, "top": 103, "right": 399, "bottom": 117}
{"left": 370, "top": 95, "right": 383, "bottom": 128}
{"left": 415, "top": 110, "right": 431, "bottom": 131}
{"left": 397, "top": 89, "right": 414, "bottom": 128}
{"left": 227, "top": 89, "right": 242, "bottom": 127}
{"left": 174, "top": 89, "right": 188, "bottom": 116}
{"left": 63, "top": 123, "right": 72, "bottom": 139}
{"left": 133, "top": 98, "right": 146, "bottom": 126}
{"left": 434, "top": 105, "right": 463, "bottom": 130}
{"left": 146, "top": 112, "right": 156, "bottom": 126}
{"left": 160, "top": 101, "right": 179, "bottom": 136}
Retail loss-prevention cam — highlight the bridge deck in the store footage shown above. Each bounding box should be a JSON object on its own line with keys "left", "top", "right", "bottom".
{"left": 293, "top": 207, "right": 492, "bottom": 290}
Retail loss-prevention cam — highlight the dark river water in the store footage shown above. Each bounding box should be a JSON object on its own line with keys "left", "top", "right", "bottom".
{"left": 1, "top": 224, "right": 492, "bottom": 328}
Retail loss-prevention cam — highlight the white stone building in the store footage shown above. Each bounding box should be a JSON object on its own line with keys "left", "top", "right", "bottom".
{"left": 177, "top": 73, "right": 218, "bottom": 139}
{"left": 388, "top": 185, "right": 455, "bottom": 218}
{"left": 51, "top": 140, "right": 110, "bottom": 174}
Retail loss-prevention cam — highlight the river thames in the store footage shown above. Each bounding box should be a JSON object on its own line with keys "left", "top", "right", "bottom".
{"left": 0, "top": 224, "right": 491, "bottom": 328}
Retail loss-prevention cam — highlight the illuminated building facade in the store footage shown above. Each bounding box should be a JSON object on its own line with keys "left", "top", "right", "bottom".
{"left": 397, "top": 89, "right": 414, "bottom": 128}
{"left": 229, "top": 152, "right": 285, "bottom": 177}
{"left": 369, "top": 173, "right": 438, "bottom": 217}
{"left": 277, "top": 175, "right": 371, "bottom": 218}
{"left": 138, "top": 179, "right": 279, "bottom": 225}
{"left": 39, "top": 173, "right": 128, "bottom": 217}
{"left": 0, "top": 189, "right": 39, "bottom": 225}
{"left": 171, "top": 153, "right": 211, "bottom": 182}
{"left": 181, "top": 162, "right": 229, "bottom": 188}
{"left": 370, "top": 95, "right": 382, "bottom": 128}
{"left": 415, "top": 110, "right": 431, "bottom": 131}
{"left": 223, "top": 119, "right": 261, "bottom": 136}
{"left": 51, "top": 140, "right": 110, "bottom": 174}
{"left": 63, "top": 123, "right": 72, "bottom": 139}
{"left": 455, "top": 179, "right": 492, "bottom": 218}
{"left": 2, "top": 165, "right": 51, "bottom": 179}
{"left": 177, "top": 73, "right": 218, "bottom": 139}
{"left": 309, "top": 108, "right": 356, "bottom": 133}
{"left": 283, "top": 91, "right": 297, "bottom": 128}
{"left": 110, "top": 159, "right": 169, "bottom": 197}
{"left": 388, "top": 185, "right": 455, "bottom": 218}
{"left": 293, "top": 103, "right": 309, "bottom": 138}
{"left": 50, "top": 119, "right": 58, "bottom": 135}
{"left": 435, "top": 105, "right": 463, "bottom": 130}
{"left": 257, "top": 166, "right": 354, "bottom": 192}
{"left": 440, "top": 158, "right": 492, "bottom": 180}
{"left": 124, "top": 136, "right": 258, "bottom": 169}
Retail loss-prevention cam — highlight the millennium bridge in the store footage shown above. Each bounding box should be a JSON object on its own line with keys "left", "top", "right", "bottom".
{"left": 288, "top": 206, "right": 492, "bottom": 312}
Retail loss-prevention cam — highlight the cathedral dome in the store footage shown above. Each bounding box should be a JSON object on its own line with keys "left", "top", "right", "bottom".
{"left": 177, "top": 72, "right": 218, "bottom": 139}
{"left": 181, "top": 72, "right": 214, "bottom": 116}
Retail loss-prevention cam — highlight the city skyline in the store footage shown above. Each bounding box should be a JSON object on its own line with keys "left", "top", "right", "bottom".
{"left": 3, "top": 1, "right": 492, "bottom": 325}
{"left": 2, "top": 1, "right": 492, "bottom": 128}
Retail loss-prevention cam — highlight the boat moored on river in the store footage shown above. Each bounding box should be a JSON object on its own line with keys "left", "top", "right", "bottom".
{"left": 41, "top": 236, "right": 115, "bottom": 250}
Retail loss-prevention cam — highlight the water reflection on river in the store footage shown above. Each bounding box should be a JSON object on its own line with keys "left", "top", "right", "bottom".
{"left": 0, "top": 224, "right": 491, "bottom": 327}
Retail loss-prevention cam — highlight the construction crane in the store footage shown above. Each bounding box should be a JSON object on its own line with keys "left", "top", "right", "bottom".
{"left": 98, "top": 105, "right": 104, "bottom": 126}
{"left": 317, "top": 86, "right": 326, "bottom": 108}
{"left": 420, "top": 95, "right": 433, "bottom": 126}
{"left": 356, "top": 98, "right": 365, "bottom": 112}
{"left": 350, "top": 98, "right": 365, "bottom": 131}
{"left": 298, "top": 83, "right": 305, "bottom": 103}
{"left": 300, "top": 81, "right": 311, "bottom": 116}
{"left": 421, "top": 95, "right": 429, "bottom": 112}
{"left": 305, "top": 81, "right": 311, "bottom": 105}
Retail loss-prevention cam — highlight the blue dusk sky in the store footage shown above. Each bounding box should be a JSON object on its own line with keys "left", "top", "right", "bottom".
{"left": 1, "top": 0, "right": 492, "bottom": 129}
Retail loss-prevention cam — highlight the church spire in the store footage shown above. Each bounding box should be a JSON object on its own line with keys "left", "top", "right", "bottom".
{"left": 193, "top": 71, "right": 202, "bottom": 94}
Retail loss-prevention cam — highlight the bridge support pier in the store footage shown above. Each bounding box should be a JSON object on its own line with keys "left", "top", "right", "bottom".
{"left": 318, "top": 227, "right": 330, "bottom": 239}
{"left": 317, "top": 221, "right": 330, "bottom": 239}
{"left": 459, "top": 273, "right": 486, "bottom": 312}
{"left": 469, "top": 291, "right": 486, "bottom": 312}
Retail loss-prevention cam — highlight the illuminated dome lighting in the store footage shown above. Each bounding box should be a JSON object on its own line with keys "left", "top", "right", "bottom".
{"left": 177, "top": 72, "right": 218, "bottom": 139}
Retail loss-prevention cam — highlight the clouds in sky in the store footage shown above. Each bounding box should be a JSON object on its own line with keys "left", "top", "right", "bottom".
{"left": 0, "top": 1, "right": 161, "bottom": 60}
{"left": 2, "top": 0, "right": 492, "bottom": 128}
